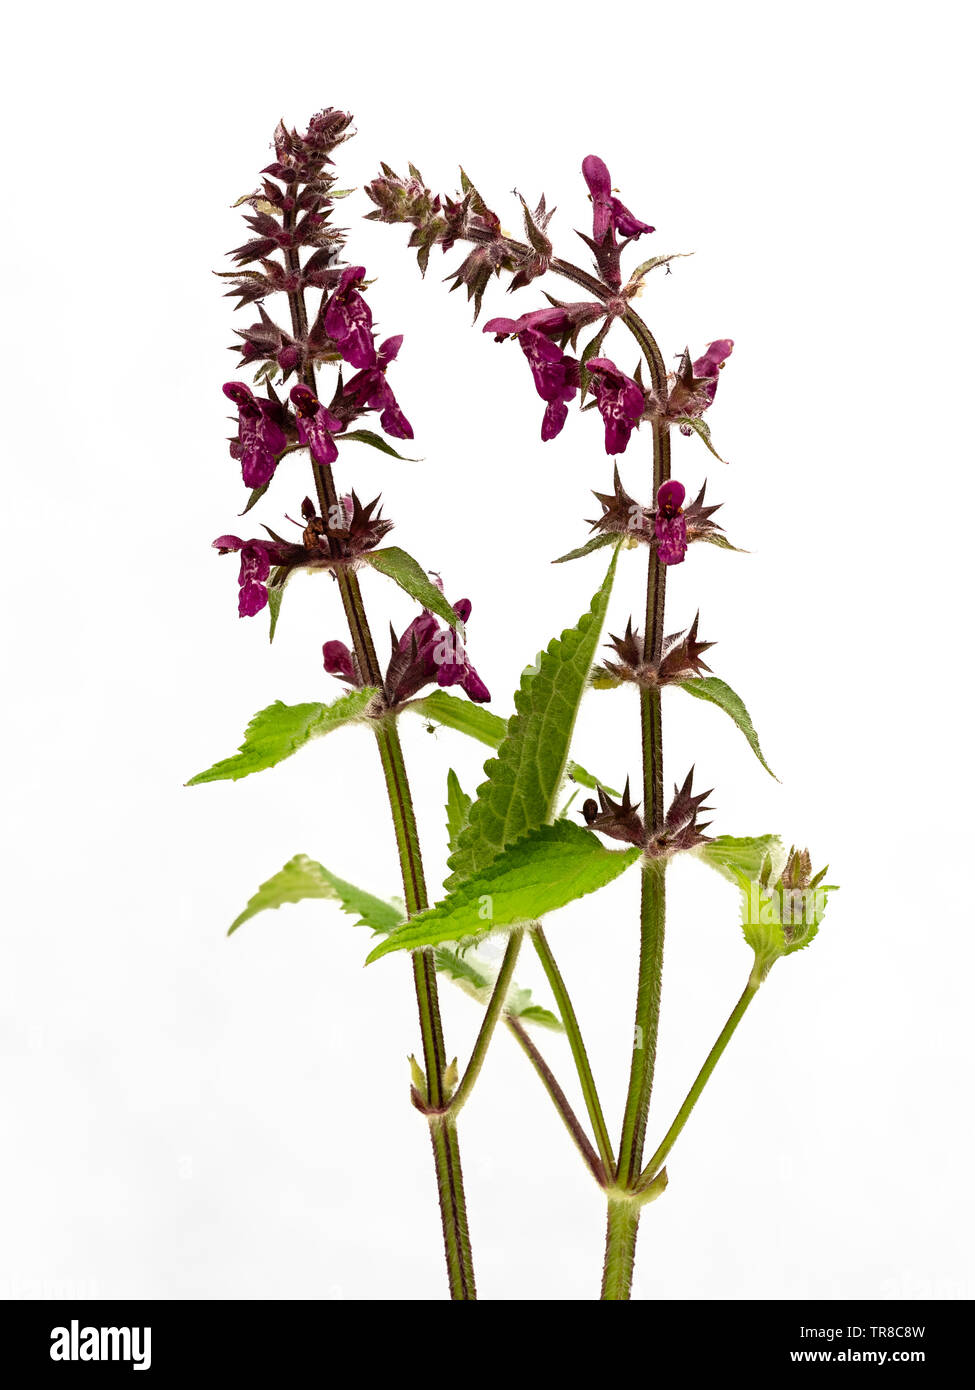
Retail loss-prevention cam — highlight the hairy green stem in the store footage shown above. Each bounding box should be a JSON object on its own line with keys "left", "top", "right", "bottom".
{"left": 449, "top": 930, "right": 524, "bottom": 1116}
{"left": 616, "top": 857, "right": 667, "bottom": 1188}
{"left": 600, "top": 1198, "right": 641, "bottom": 1300}
{"left": 531, "top": 926, "right": 616, "bottom": 1181}
{"left": 636, "top": 976, "right": 761, "bottom": 1191}
{"left": 505, "top": 1017, "right": 607, "bottom": 1187}
{"left": 428, "top": 1116, "right": 475, "bottom": 1300}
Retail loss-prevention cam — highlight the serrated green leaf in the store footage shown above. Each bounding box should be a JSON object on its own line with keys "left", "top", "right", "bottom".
{"left": 675, "top": 415, "right": 729, "bottom": 464}
{"left": 339, "top": 429, "right": 419, "bottom": 461}
{"left": 433, "top": 943, "right": 563, "bottom": 1030}
{"left": 367, "top": 821, "right": 639, "bottom": 962}
{"left": 446, "top": 549, "right": 619, "bottom": 886}
{"left": 364, "top": 547, "right": 462, "bottom": 629}
{"left": 445, "top": 769, "right": 473, "bottom": 858}
{"left": 186, "top": 688, "right": 378, "bottom": 785}
{"left": 674, "top": 676, "right": 777, "bottom": 778}
{"left": 228, "top": 854, "right": 405, "bottom": 936}
{"left": 231, "top": 846, "right": 561, "bottom": 1026}
{"left": 410, "top": 690, "right": 613, "bottom": 795}
{"left": 552, "top": 532, "right": 617, "bottom": 565}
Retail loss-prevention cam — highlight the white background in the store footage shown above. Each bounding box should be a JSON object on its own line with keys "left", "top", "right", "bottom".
{"left": 3, "top": 0, "right": 973, "bottom": 1301}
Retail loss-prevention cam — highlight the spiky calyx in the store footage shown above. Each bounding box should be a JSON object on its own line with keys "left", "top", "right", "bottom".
{"left": 596, "top": 613, "right": 715, "bottom": 688}
{"left": 582, "top": 780, "right": 646, "bottom": 847}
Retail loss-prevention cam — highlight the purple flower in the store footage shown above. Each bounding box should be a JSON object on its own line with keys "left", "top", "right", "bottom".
{"left": 690, "top": 339, "right": 734, "bottom": 411}
{"left": 665, "top": 339, "right": 734, "bottom": 422}
{"left": 483, "top": 318, "right": 581, "bottom": 441}
{"left": 586, "top": 358, "right": 646, "bottom": 455}
{"left": 323, "top": 265, "right": 375, "bottom": 368}
{"left": 323, "top": 640, "right": 358, "bottom": 683}
{"left": 582, "top": 156, "right": 655, "bottom": 243}
{"left": 484, "top": 301, "right": 606, "bottom": 346}
{"left": 213, "top": 535, "right": 273, "bottom": 617}
{"left": 391, "top": 598, "right": 490, "bottom": 703}
{"left": 290, "top": 384, "right": 344, "bottom": 465}
{"left": 223, "top": 382, "right": 288, "bottom": 488}
{"left": 342, "top": 336, "right": 413, "bottom": 439}
{"left": 484, "top": 308, "right": 569, "bottom": 341}
{"left": 327, "top": 595, "right": 490, "bottom": 705}
{"left": 654, "top": 481, "right": 687, "bottom": 565}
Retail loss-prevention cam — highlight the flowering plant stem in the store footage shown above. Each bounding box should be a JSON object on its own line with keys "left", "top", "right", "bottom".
{"left": 364, "top": 593, "right": 477, "bottom": 1300}
{"left": 601, "top": 328, "right": 671, "bottom": 1299}
{"left": 283, "top": 226, "right": 477, "bottom": 1300}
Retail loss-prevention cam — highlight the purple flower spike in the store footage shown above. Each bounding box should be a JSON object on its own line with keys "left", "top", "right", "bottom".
{"left": 290, "top": 384, "right": 344, "bottom": 465}
{"left": 323, "top": 265, "right": 376, "bottom": 368}
{"left": 223, "top": 382, "right": 288, "bottom": 488}
{"left": 586, "top": 359, "right": 646, "bottom": 455}
{"left": 342, "top": 336, "right": 413, "bottom": 439}
{"left": 655, "top": 481, "right": 687, "bottom": 566}
{"left": 582, "top": 155, "right": 655, "bottom": 243}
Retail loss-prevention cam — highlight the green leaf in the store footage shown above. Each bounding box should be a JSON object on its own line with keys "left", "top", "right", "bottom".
{"left": 413, "top": 689, "right": 508, "bottom": 747}
{"left": 267, "top": 566, "right": 293, "bottom": 643}
{"left": 433, "top": 943, "right": 563, "bottom": 1030}
{"left": 186, "top": 688, "right": 378, "bottom": 785}
{"left": 339, "top": 429, "right": 419, "bottom": 461}
{"left": 579, "top": 320, "right": 611, "bottom": 403}
{"left": 446, "top": 548, "right": 621, "bottom": 886}
{"left": 674, "top": 676, "right": 777, "bottom": 778}
{"left": 240, "top": 482, "right": 269, "bottom": 515}
{"left": 697, "top": 531, "right": 746, "bottom": 553}
{"left": 552, "top": 532, "right": 617, "bottom": 565}
{"left": 628, "top": 251, "right": 693, "bottom": 281}
{"left": 410, "top": 690, "right": 613, "bottom": 795}
{"left": 445, "top": 769, "right": 473, "bottom": 858}
{"left": 228, "top": 854, "right": 405, "bottom": 936}
{"left": 232, "top": 843, "right": 562, "bottom": 1027}
{"left": 517, "top": 1004, "right": 564, "bottom": 1029}
{"left": 364, "top": 547, "right": 462, "bottom": 629}
{"left": 695, "top": 834, "right": 784, "bottom": 886}
{"left": 367, "top": 821, "right": 639, "bottom": 962}
{"left": 674, "top": 415, "right": 729, "bottom": 464}
{"left": 739, "top": 874, "right": 836, "bottom": 963}
{"left": 695, "top": 835, "right": 836, "bottom": 967}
